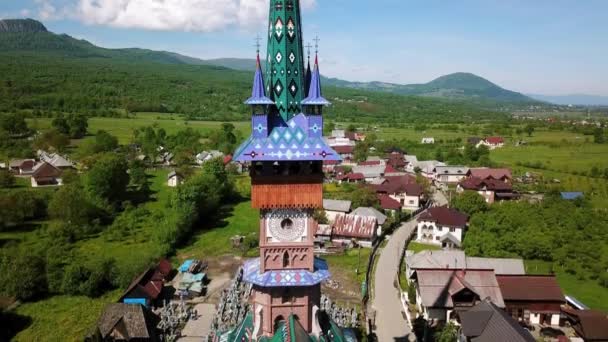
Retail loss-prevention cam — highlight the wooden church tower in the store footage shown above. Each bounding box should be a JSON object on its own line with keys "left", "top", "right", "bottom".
{"left": 233, "top": 0, "right": 340, "bottom": 338}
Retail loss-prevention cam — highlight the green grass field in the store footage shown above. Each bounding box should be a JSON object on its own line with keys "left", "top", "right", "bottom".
{"left": 324, "top": 248, "right": 371, "bottom": 290}
{"left": 177, "top": 200, "right": 259, "bottom": 260}
{"left": 27, "top": 113, "right": 251, "bottom": 144}
{"left": 407, "top": 241, "right": 441, "bottom": 253}
{"left": 525, "top": 260, "right": 608, "bottom": 311}
{"left": 13, "top": 290, "right": 122, "bottom": 342}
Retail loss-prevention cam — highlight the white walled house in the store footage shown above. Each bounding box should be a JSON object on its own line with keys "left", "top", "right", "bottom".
{"left": 167, "top": 171, "right": 183, "bottom": 187}
{"left": 416, "top": 206, "right": 468, "bottom": 248}
{"left": 322, "top": 199, "right": 352, "bottom": 223}
{"left": 421, "top": 137, "right": 435, "bottom": 144}
{"left": 433, "top": 166, "right": 469, "bottom": 185}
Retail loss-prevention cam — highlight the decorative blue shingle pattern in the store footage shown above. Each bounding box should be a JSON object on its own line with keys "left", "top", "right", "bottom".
{"left": 242, "top": 257, "right": 331, "bottom": 287}
{"left": 234, "top": 113, "right": 340, "bottom": 162}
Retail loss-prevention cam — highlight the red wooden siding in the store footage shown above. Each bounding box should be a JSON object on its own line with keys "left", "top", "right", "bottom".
{"left": 252, "top": 184, "right": 322, "bottom": 209}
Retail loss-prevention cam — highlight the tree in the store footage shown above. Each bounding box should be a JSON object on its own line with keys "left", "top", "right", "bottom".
{"left": 51, "top": 114, "right": 70, "bottom": 135}
{"left": 48, "top": 184, "right": 96, "bottom": 227}
{"left": 450, "top": 191, "right": 488, "bottom": 216}
{"left": 0, "top": 113, "right": 29, "bottom": 136}
{"left": 0, "top": 250, "right": 47, "bottom": 301}
{"left": 85, "top": 153, "right": 130, "bottom": 204}
{"left": 33, "top": 129, "right": 70, "bottom": 152}
{"left": 93, "top": 130, "right": 119, "bottom": 152}
{"left": 408, "top": 284, "right": 417, "bottom": 304}
{"left": 525, "top": 124, "right": 535, "bottom": 137}
{"left": 0, "top": 169, "right": 15, "bottom": 188}
{"left": 325, "top": 121, "right": 336, "bottom": 133}
{"left": 593, "top": 127, "right": 605, "bottom": 144}
{"left": 346, "top": 124, "right": 357, "bottom": 133}
{"left": 350, "top": 186, "right": 379, "bottom": 209}
{"left": 66, "top": 113, "right": 88, "bottom": 138}
{"left": 313, "top": 209, "right": 328, "bottom": 224}
{"left": 353, "top": 143, "right": 369, "bottom": 163}
{"left": 129, "top": 161, "right": 148, "bottom": 192}
{"left": 435, "top": 322, "right": 458, "bottom": 342}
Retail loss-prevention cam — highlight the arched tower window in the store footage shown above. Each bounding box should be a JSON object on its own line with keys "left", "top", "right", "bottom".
{"left": 283, "top": 251, "right": 290, "bottom": 267}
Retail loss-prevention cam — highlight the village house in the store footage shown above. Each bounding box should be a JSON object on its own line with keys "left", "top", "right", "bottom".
{"left": 119, "top": 259, "right": 173, "bottom": 307}
{"left": 31, "top": 162, "right": 63, "bottom": 187}
{"left": 561, "top": 307, "right": 608, "bottom": 341}
{"left": 331, "top": 213, "right": 379, "bottom": 247}
{"left": 457, "top": 177, "right": 518, "bottom": 203}
{"left": 92, "top": 303, "right": 160, "bottom": 341}
{"left": 196, "top": 150, "right": 224, "bottom": 165}
{"left": 459, "top": 299, "right": 535, "bottom": 342}
{"left": 314, "top": 224, "right": 333, "bottom": 245}
{"left": 332, "top": 145, "right": 355, "bottom": 162}
{"left": 322, "top": 199, "right": 352, "bottom": 223}
{"left": 404, "top": 250, "right": 526, "bottom": 279}
{"left": 411, "top": 269, "right": 505, "bottom": 323}
{"left": 416, "top": 206, "right": 468, "bottom": 248}
{"left": 415, "top": 160, "right": 446, "bottom": 179}
{"left": 374, "top": 175, "right": 424, "bottom": 211}
{"left": 326, "top": 129, "right": 357, "bottom": 147}
{"left": 467, "top": 168, "right": 512, "bottom": 182}
{"left": 322, "top": 160, "right": 340, "bottom": 175}
{"left": 352, "top": 162, "right": 386, "bottom": 182}
{"left": 496, "top": 275, "right": 565, "bottom": 326}
{"left": 433, "top": 166, "right": 469, "bottom": 185}
{"left": 337, "top": 172, "right": 364, "bottom": 184}
{"left": 167, "top": 171, "right": 183, "bottom": 187}
{"left": 377, "top": 193, "right": 402, "bottom": 213}
{"left": 478, "top": 136, "right": 505, "bottom": 150}
{"left": 37, "top": 150, "right": 74, "bottom": 170}
{"left": 387, "top": 151, "right": 406, "bottom": 170}
{"left": 9, "top": 159, "right": 36, "bottom": 175}
{"left": 421, "top": 137, "right": 435, "bottom": 144}
{"left": 351, "top": 206, "right": 387, "bottom": 230}
{"left": 404, "top": 155, "right": 418, "bottom": 173}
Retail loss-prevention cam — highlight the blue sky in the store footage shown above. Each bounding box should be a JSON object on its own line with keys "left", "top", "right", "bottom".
{"left": 1, "top": 0, "right": 608, "bottom": 95}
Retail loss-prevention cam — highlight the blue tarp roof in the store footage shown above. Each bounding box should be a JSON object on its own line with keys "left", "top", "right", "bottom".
{"left": 179, "top": 259, "right": 194, "bottom": 273}
{"left": 561, "top": 192, "right": 584, "bottom": 200}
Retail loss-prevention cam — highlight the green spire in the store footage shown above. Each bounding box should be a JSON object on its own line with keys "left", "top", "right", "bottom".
{"left": 266, "top": 0, "right": 306, "bottom": 123}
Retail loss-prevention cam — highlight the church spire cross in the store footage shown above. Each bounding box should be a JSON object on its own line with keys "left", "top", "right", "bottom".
{"left": 313, "top": 36, "right": 320, "bottom": 54}
{"left": 254, "top": 35, "right": 262, "bottom": 55}
{"left": 305, "top": 42, "right": 313, "bottom": 60}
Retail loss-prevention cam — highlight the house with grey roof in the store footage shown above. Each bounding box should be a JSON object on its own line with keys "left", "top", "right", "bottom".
{"left": 323, "top": 199, "right": 352, "bottom": 223}
{"left": 37, "top": 150, "right": 73, "bottom": 170}
{"left": 459, "top": 299, "right": 535, "bottom": 342}
{"left": 93, "top": 303, "right": 160, "bottom": 341}
{"left": 434, "top": 165, "right": 469, "bottom": 184}
{"left": 411, "top": 269, "right": 505, "bottom": 322}
{"left": 404, "top": 250, "right": 525, "bottom": 279}
{"left": 351, "top": 207, "right": 387, "bottom": 226}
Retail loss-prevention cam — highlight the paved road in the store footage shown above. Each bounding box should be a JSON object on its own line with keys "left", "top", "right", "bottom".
{"left": 370, "top": 190, "right": 448, "bottom": 341}
{"left": 371, "top": 219, "right": 417, "bottom": 341}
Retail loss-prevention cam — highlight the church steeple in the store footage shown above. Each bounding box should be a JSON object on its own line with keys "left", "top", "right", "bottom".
{"left": 245, "top": 52, "right": 274, "bottom": 106}
{"left": 304, "top": 42, "right": 313, "bottom": 97}
{"left": 302, "top": 43, "right": 330, "bottom": 107}
{"left": 266, "top": 0, "right": 306, "bottom": 124}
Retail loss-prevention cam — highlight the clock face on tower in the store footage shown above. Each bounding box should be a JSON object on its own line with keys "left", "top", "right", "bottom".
{"left": 265, "top": 209, "right": 307, "bottom": 242}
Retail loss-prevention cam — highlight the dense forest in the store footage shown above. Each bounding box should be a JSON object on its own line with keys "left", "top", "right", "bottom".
{"left": 453, "top": 191, "right": 608, "bottom": 288}
{"left": 0, "top": 51, "right": 507, "bottom": 124}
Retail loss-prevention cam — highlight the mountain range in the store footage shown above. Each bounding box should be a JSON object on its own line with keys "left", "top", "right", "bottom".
{"left": 0, "top": 18, "right": 597, "bottom": 106}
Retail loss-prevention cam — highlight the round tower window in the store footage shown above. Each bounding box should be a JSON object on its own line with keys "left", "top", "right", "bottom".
{"left": 281, "top": 218, "right": 294, "bottom": 230}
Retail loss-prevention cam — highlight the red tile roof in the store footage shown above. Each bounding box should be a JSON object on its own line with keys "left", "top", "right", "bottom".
{"left": 485, "top": 136, "right": 504, "bottom": 144}
{"left": 384, "top": 164, "right": 398, "bottom": 174}
{"left": 418, "top": 206, "right": 468, "bottom": 227}
{"left": 562, "top": 307, "right": 608, "bottom": 341}
{"left": 468, "top": 168, "right": 512, "bottom": 181}
{"left": 19, "top": 159, "right": 35, "bottom": 171}
{"left": 378, "top": 194, "right": 401, "bottom": 210}
{"left": 338, "top": 173, "right": 364, "bottom": 181}
{"left": 375, "top": 175, "right": 419, "bottom": 195}
{"left": 223, "top": 155, "right": 233, "bottom": 165}
{"left": 459, "top": 177, "right": 513, "bottom": 192}
{"left": 496, "top": 275, "right": 565, "bottom": 302}
{"left": 323, "top": 160, "right": 340, "bottom": 165}
{"left": 32, "top": 162, "right": 62, "bottom": 179}
{"left": 333, "top": 145, "right": 354, "bottom": 154}
{"left": 358, "top": 160, "right": 382, "bottom": 166}
{"left": 332, "top": 213, "right": 377, "bottom": 239}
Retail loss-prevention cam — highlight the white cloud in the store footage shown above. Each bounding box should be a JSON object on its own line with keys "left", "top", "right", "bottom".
{"left": 36, "top": 0, "right": 316, "bottom": 32}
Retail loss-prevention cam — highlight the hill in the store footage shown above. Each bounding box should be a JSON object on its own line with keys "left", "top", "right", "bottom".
{"left": 324, "top": 72, "right": 539, "bottom": 105}
{"left": 0, "top": 19, "right": 507, "bottom": 123}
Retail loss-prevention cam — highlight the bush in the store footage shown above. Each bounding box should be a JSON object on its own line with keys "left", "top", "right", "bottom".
{"left": 0, "top": 249, "right": 47, "bottom": 301}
